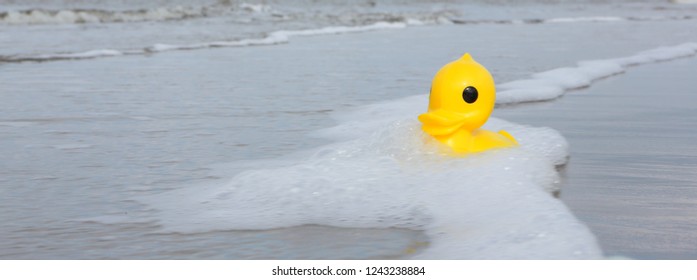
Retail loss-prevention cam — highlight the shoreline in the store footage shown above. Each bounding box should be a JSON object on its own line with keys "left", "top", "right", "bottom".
{"left": 496, "top": 56, "right": 697, "bottom": 259}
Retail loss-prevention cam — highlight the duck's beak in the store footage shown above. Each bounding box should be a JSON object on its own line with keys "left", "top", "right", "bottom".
{"left": 418, "top": 109, "right": 473, "bottom": 136}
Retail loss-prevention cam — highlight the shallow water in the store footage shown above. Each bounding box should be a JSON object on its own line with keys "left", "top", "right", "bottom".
{"left": 2, "top": 0, "right": 697, "bottom": 259}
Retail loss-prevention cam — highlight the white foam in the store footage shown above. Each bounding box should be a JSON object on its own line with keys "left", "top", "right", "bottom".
{"left": 272, "top": 22, "right": 408, "bottom": 37}
{"left": 613, "top": 42, "right": 697, "bottom": 67}
{"left": 140, "top": 113, "right": 599, "bottom": 259}
{"left": 497, "top": 42, "right": 697, "bottom": 104}
{"left": 53, "top": 49, "right": 123, "bottom": 59}
{"left": 544, "top": 16, "right": 626, "bottom": 23}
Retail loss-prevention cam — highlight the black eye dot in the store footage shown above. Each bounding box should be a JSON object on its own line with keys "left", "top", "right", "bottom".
{"left": 462, "top": 86, "right": 478, "bottom": 104}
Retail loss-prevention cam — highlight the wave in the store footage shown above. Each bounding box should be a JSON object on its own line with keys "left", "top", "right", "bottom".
{"left": 2, "top": 14, "right": 693, "bottom": 64}
{"left": 148, "top": 21, "right": 408, "bottom": 52}
{"left": 0, "top": 1, "right": 281, "bottom": 25}
{"left": 496, "top": 42, "right": 697, "bottom": 104}
{"left": 0, "top": 6, "right": 220, "bottom": 25}
{"left": 451, "top": 15, "right": 694, "bottom": 25}
{"left": 304, "top": 42, "right": 697, "bottom": 126}
{"left": 1, "top": 21, "right": 411, "bottom": 63}
{"left": 0, "top": 1, "right": 453, "bottom": 26}
{"left": 544, "top": 16, "right": 626, "bottom": 23}
{"left": 0, "top": 49, "right": 126, "bottom": 63}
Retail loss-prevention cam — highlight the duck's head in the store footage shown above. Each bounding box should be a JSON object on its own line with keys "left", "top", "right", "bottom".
{"left": 418, "top": 53, "right": 496, "bottom": 136}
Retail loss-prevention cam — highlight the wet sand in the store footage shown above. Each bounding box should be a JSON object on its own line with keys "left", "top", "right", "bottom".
{"left": 496, "top": 57, "right": 697, "bottom": 259}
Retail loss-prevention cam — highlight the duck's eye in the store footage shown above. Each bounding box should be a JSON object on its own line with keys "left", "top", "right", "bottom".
{"left": 462, "top": 86, "right": 478, "bottom": 104}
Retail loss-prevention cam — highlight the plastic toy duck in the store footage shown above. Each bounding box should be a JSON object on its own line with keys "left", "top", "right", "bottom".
{"left": 418, "top": 53, "right": 517, "bottom": 153}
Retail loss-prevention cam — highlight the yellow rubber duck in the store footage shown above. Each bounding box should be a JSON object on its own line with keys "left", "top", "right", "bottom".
{"left": 418, "top": 53, "right": 517, "bottom": 153}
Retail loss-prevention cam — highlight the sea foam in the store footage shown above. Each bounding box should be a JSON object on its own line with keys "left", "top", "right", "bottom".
{"left": 141, "top": 116, "right": 600, "bottom": 259}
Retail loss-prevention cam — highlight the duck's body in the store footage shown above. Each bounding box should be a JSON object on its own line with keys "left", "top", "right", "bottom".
{"left": 432, "top": 128, "right": 516, "bottom": 153}
{"left": 418, "top": 53, "right": 517, "bottom": 154}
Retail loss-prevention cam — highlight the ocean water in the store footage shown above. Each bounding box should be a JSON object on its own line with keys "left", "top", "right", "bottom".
{"left": 1, "top": 0, "right": 697, "bottom": 259}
